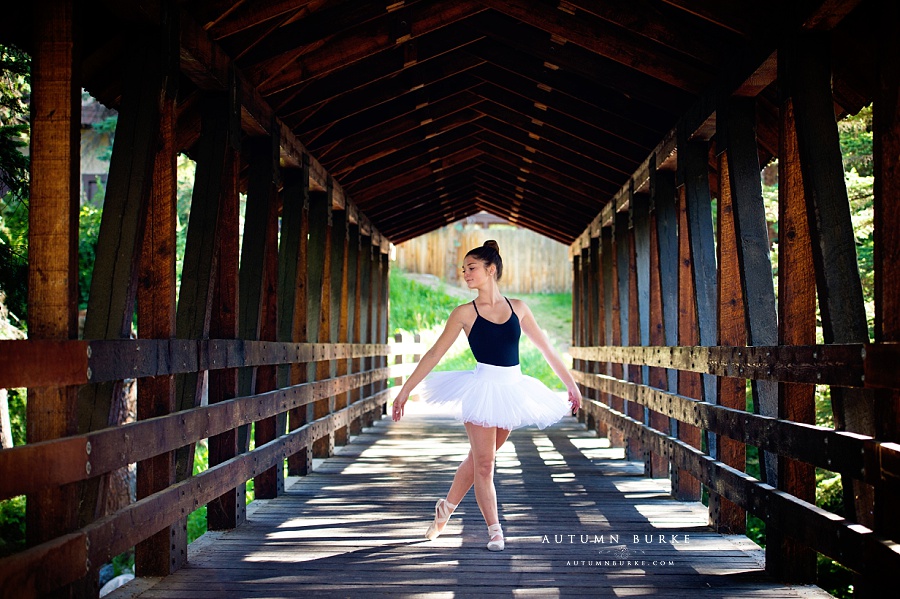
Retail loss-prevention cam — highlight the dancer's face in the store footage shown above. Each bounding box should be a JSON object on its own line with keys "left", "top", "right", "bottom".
{"left": 462, "top": 256, "right": 495, "bottom": 288}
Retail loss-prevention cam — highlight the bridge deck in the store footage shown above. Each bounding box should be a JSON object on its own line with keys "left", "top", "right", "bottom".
{"left": 113, "top": 401, "right": 830, "bottom": 598}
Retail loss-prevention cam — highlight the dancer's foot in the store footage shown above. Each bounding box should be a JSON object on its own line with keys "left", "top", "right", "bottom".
{"left": 486, "top": 523, "right": 504, "bottom": 551}
{"left": 425, "top": 499, "right": 457, "bottom": 540}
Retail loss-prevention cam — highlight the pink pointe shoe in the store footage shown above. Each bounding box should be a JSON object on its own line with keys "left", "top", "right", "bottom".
{"left": 487, "top": 523, "right": 505, "bottom": 551}
{"left": 425, "top": 499, "right": 457, "bottom": 541}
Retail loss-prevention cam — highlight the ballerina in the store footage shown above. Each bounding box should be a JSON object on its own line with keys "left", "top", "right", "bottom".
{"left": 391, "top": 240, "right": 582, "bottom": 551}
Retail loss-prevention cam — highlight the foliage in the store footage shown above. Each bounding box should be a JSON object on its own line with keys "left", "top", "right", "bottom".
{"left": 389, "top": 268, "right": 463, "bottom": 334}
{"left": 0, "top": 495, "right": 26, "bottom": 557}
{"left": 5, "top": 387, "right": 25, "bottom": 446}
{"left": 0, "top": 44, "right": 30, "bottom": 204}
{"left": 838, "top": 106, "right": 873, "bottom": 177}
{"left": 78, "top": 202, "right": 103, "bottom": 311}
{"left": 91, "top": 114, "right": 118, "bottom": 162}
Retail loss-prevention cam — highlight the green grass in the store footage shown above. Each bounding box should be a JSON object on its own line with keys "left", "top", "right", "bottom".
{"left": 389, "top": 269, "right": 462, "bottom": 334}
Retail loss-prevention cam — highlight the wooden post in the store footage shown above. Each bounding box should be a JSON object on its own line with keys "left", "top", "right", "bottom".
{"left": 76, "top": 29, "right": 164, "bottom": 535}
{"left": 282, "top": 163, "right": 312, "bottom": 476}
{"left": 873, "top": 0, "right": 900, "bottom": 545}
{"left": 786, "top": 32, "right": 875, "bottom": 527}
{"left": 379, "top": 250, "right": 390, "bottom": 417}
{"left": 682, "top": 134, "right": 718, "bottom": 474}
{"left": 26, "top": 0, "right": 80, "bottom": 552}
{"left": 347, "top": 224, "right": 363, "bottom": 435}
{"left": 590, "top": 235, "right": 607, "bottom": 437}
{"left": 576, "top": 249, "right": 587, "bottom": 418}
{"left": 207, "top": 118, "right": 244, "bottom": 529}
{"left": 713, "top": 141, "right": 748, "bottom": 536}
{"left": 252, "top": 130, "right": 283, "bottom": 500}
{"left": 135, "top": 3, "right": 182, "bottom": 572}
{"left": 359, "top": 236, "right": 373, "bottom": 421}
{"left": 632, "top": 192, "right": 653, "bottom": 473}
{"left": 364, "top": 240, "right": 378, "bottom": 427}
{"left": 675, "top": 135, "right": 703, "bottom": 501}
{"left": 721, "top": 98, "right": 780, "bottom": 489}
{"left": 769, "top": 84, "right": 817, "bottom": 580}
{"left": 647, "top": 162, "right": 673, "bottom": 477}
{"left": 173, "top": 90, "right": 236, "bottom": 484}
{"left": 600, "top": 226, "right": 616, "bottom": 423}
{"left": 607, "top": 221, "right": 625, "bottom": 448}
{"left": 655, "top": 170, "right": 680, "bottom": 399}
{"left": 622, "top": 208, "right": 643, "bottom": 461}
{"left": 333, "top": 209, "right": 351, "bottom": 447}
{"left": 309, "top": 186, "right": 335, "bottom": 458}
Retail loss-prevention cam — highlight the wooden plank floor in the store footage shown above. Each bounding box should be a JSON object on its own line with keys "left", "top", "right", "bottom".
{"left": 113, "top": 401, "right": 831, "bottom": 598}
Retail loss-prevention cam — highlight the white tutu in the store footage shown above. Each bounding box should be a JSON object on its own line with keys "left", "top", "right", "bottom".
{"left": 416, "top": 362, "right": 571, "bottom": 430}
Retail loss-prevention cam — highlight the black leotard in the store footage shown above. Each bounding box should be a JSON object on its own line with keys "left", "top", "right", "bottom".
{"left": 468, "top": 297, "right": 520, "bottom": 367}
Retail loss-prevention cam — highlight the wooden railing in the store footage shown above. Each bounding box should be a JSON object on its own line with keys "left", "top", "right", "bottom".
{"left": 570, "top": 342, "right": 900, "bottom": 588}
{"left": 0, "top": 335, "right": 425, "bottom": 597}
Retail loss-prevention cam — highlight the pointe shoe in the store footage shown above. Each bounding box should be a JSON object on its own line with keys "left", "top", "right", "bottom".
{"left": 487, "top": 523, "right": 505, "bottom": 551}
{"left": 425, "top": 499, "right": 456, "bottom": 541}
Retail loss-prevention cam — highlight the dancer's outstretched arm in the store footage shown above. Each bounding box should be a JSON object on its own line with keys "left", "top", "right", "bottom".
{"left": 392, "top": 304, "right": 467, "bottom": 421}
{"left": 515, "top": 299, "right": 582, "bottom": 415}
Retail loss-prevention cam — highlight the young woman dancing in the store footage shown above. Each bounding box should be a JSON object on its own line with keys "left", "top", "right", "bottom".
{"left": 391, "top": 240, "right": 582, "bottom": 551}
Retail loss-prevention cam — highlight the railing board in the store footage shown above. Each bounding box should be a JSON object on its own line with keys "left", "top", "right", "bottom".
{"left": 581, "top": 398, "right": 900, "bottom": 581}
{"left": 572, "top": 370, "right": 900, "bottom": 489}
{"left": 0, "top": 367, "right": 395, "bottom": 500}
{"left": 568, "top": 343, "right": 884, "bottom": 388}
{"left": 0, "top": 391, "right": 391, "bottom": 596}
{"left": 0, "top": 340, "right": 400, "bottom": 389}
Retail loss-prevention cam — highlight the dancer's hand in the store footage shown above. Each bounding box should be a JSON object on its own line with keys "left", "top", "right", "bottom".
{"left": 392, "top": 392, "right": 409, "bottom": 422}
{"left": 567, "top": 385, "right": 582, "bottom": 416}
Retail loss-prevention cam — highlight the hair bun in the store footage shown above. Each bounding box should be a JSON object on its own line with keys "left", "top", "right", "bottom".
{"left": 483, "top": 240, "right": 500, "bottom": 253}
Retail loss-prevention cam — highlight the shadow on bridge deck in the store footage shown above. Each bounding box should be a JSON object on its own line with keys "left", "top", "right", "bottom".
{"left": 111, "top": 401, "right": 830, "bottom": 598}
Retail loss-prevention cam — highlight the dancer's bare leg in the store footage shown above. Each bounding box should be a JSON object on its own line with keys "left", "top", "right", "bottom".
{"left": 429, "top": 426, "right": 510, "bottom": 537}
{"left": 464, "top": 422, "right": 504, "bottom": 528}
{"left": 446, "top": 427, "right": 510, "bottom": 505}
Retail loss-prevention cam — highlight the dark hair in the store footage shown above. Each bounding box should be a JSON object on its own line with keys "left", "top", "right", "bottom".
{"left": 465, "top": 240, "right": 503, "bottom": 280}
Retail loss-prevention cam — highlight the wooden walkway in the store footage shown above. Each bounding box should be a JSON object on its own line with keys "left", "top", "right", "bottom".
{"left": 112, "top": 401, "right": 831, "bottom": 598}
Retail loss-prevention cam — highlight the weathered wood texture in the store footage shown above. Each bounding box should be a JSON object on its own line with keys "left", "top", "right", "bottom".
{"left": 712, "top": 148, "right": 747, "bottom": 536}
{"left": 786, "top": 32, "right": 875, "bottom": 527}
{"left": 773, "top": 88, "right": 817, "bottom": 581}
{"left": 111, "top": 405, "right": 833, "bottom": 599}
{"left": 25, "top": 0, "right": 81, "bottom": 551}
{"left": 135, "top": 15, "right": 181, "bottom": 573}
{"left": 395, "top": 223, "right": 572, "bottom": 293}
{"left": 873, "top": 0, "right": 900, "bottom": 547}
{"left": 0, "top": 340, "right": 417, "bottom": 597}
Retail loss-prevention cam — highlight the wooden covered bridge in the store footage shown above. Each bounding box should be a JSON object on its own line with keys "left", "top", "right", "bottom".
{"left": 1, "top": 0, "right": 899, "bottom": 596}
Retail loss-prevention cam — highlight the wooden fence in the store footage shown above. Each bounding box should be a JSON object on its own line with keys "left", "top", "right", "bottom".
{"left": 566, "top": 68, "right": 900, "bottom": 591}
{"left": 0, "top": 335, "right": 424, "bottom": 598}
{"left": 393, "top": 222, "right": 571, "bottom": 294}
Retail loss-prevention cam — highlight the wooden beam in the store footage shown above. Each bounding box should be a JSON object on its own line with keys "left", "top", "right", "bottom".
{"left": 175, "top": 8, "right": 388, "bottom": 250}
{"left": 174, "top": 92, "right": 235, "bottom": 482}
{"left": 311, "top": 184, "right": 336, "bottom": 458}
{"left": 675, "top": 182, "right": 702, "bottom": 501}
{"left": 246, "top": 0, "right": 486, "bottom": 95}
{"left": 713, "top": 141, "right": 749, "bottom": 536}
{"left": 719, "top": 98, "right": 779, "bottom": 491}
{"left": 647, "top": 169, "right": 671, "bottom": 476}
{"left": 206, "top": 128, "right": 245, "bottom": 529}
{"left": 480, "top": 0, "right": 712, "bottom": 93}
{"left": 26, "top": 0, "right": 81, "bottom": 551}
{"left": 771, "top": 84, "right": 817, "bottom": 581}
{"left": 786, "top": 31, "right": 875, "bottom": 526}
{"left": 872, "top": 0, "right": 900, "bottom": 548}
{"left": 135, "top": 2, "right": 182, "bottom": 573}
{"left": 251, "top": 133, "right": 284, "bottom": 500}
